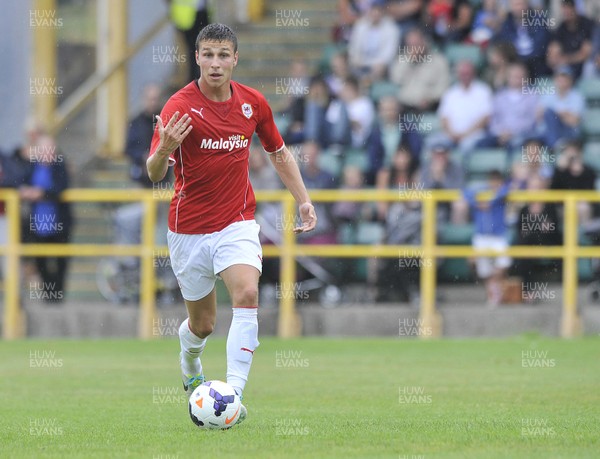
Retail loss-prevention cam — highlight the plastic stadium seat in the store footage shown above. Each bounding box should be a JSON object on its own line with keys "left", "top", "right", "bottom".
{"left": 420, "top": 112, "right": 441, "bottom": 135}
{"left": 578, "top": 78, "right": 600, "bottom": 107}
{"left": 344, "top": 149, "right": 370, "bottom": 172}
{"left": 582, "top": 109, "right": 600, "bottom": 138}
{"left": 439, "top": 223, "right": 474, "bottom": 245}
{"left": 356, "top": 222, "right": 385, "bottom": 244}
{"left": 438, "top": 223, "right": 475, "bottom": 282}
{"left": 444, "top": 44, "right": 483, "bottom": 67}
{"left": 318, "top": 151, "right": 343, "bottom": 178}
{"left": 466, "top": 148, "right": 508, "bottom": 180}
{"left": 583, "top": 142, "right": 600, "bottom": 173}
{"left": 273, "top": 113, "right": 290, "bottom": 134}
{"left": 370, "top": 81, "right": 398, "bottom": 102}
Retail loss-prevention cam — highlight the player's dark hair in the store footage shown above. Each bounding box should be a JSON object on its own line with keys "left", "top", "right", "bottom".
{"left": 195, "top": 23, "right": 238, "bottom": 53}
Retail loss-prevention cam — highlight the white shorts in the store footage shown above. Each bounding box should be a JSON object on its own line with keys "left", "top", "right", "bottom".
{"left": 167, "top": 220, "right": 262, "bottom": 301}
{"left": 473, "top": 234, "right": 511, "bottom": 278}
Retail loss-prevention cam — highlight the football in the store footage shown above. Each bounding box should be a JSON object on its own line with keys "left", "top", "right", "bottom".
{"left": 188, "top": 380, "right": 242, "bottom": 429}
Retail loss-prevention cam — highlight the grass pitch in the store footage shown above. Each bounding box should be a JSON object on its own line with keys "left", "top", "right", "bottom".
{"left": 1, "top": 336, "right": 598, "bottom": 458}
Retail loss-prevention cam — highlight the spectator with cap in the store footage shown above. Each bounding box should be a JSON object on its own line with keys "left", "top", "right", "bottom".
{"left": 546, "top": 0, "right": 594, "bottom": 81}
{"left": 437, "top": 60, "right": 493, "bottom": 154}
{"left": 537, "top": 65, "right": 585, "bottom": 148}
{"left": 348, "top": 0, "right": 401, "bottom": 87}
{"left": 388, "top": 26, "right": 450, "bottom": 112}
{"left": 477, "top": 62, "right": 540, "bottom": 156}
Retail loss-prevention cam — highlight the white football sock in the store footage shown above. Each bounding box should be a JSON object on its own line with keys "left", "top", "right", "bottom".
{"left": 179, "top": 318, "right": 207, "bottom": 376}
{"left": 227, "top": 308, "right": 259, "bottom": 394}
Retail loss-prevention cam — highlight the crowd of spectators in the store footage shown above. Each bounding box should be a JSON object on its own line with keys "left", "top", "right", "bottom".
{"left": 267, "top": 0, "right": 600, "bottom": 303}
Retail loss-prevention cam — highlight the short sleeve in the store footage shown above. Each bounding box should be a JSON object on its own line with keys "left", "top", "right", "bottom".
{"left": 255, "top": 95, "right": 285, "bottom": 154}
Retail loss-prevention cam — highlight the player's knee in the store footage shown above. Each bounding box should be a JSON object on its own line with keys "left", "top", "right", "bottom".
{"left": 188, "top": 319, "right": 214, "bottom": 339}
{"left": 232, "top": 285, "right": 259, "bottom": 306}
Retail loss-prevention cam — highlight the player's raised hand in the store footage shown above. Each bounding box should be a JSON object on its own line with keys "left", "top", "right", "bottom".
{"left": 155, "top": 111, "right": 192, "bottom": 155}
{"left": 294, "top": 202, "right": 317, "bottom": 234}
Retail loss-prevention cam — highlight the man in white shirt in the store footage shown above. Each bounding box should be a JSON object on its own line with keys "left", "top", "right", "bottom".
{"left": 437, "top": 60, "right": 493, "bottom": 153}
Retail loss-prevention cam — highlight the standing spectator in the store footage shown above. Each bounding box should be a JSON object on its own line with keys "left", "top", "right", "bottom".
{"left": 493, "top": 0, "right": 551, "bottom": 79}
{"left": 477, "top": 62, "right": 540, "bottom": 155}
{"left": 513, "top": 174, "right": 561, "bottom": 303}
{"left": 546, "top": 0, "right": 594, "bottom": 81}
{"left": 168, "top": 0, "right": 210, "bottom": 82}
{"left": 340, "top": 77, "right": 376, "bottom": 149}
{"left": 375, "top": 146, "right": 422, "bottom": 302}
{"left": 424, "top": 0, "right": 474, "bottom": 46}
{"left": 550, "top": 138, "right": 596, "bottom": 224}
{"left": 437, "top": 60, "right": 493, "bottom": 153}
{"left": 537, "top": 65, "right": 584, "bottom": 148}
{"left": 20, "top": 135, "right": 72, "bottom": 304}
{"left": 389, "top": 27, "right": 451, "bottom": 112}
{"left": 348, "top": 0, "right": 401, "bottom": 86}
{"left": 421, "top": 141, "right": 468, "bottom": 224}
{"left": 463, "top": 170, "right": 511, "bottom": 307}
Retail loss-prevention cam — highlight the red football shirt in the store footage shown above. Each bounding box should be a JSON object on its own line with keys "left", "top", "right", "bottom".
{"left": 150, "top": 80, "right": 284, "bottom": 234}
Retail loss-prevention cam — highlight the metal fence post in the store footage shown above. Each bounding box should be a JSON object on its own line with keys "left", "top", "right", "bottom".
{"left": 561, "top": 196, "right": 581, "bottom": 337}
{"left": 139, "top": 193, "right": 158, "bottom": 339}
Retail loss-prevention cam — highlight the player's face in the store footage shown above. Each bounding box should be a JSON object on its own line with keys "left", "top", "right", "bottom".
{"left": 196, "top": 40, "right": 238, "bottom": 88}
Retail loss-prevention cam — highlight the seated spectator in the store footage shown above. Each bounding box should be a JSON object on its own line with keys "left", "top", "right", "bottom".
{"left": 550, "top": 138, "right": 597, "bottom": 224}
{"left": 537, "top": 65, "right": 584, "bottom": 148}
{"left": 324, "top": 51, "right": 352, "bottom": 99}
{"left": 512, "top": 174, "right": 561, "bottom": 303}
{"left": 389, "top": 27, "right": 450, "bottom": 112}
{"left": 582, "top": 22, "right": 600, "bottom": 78}
{"left": 125, "top": 84, "right": 163, "bottom": 187}
{"left": 437, "top": 60, "right": 493, "bottom": 153}
{"left": 514, "top": 136, "right": 554, "bottom": 183}
{"left": 463, "top": 169, "right": 511, "bottom": 307}
{"left": 546, "top": 0, "right": 594, "bottom": 81}
{"left": 477, "top": 62, "right": 539, "bottom": 155}
{"left": 348, "top": 0, "right": 400, "bottom": 86}
{"left": 421, "top": 141, "right": 467, "bottom": 224}
{"left": 366, "top": 95, "right": 423, "bottom": 185}
{"left": 469, "top": 0, "right": 506, "bottom": 46}
{"left": 19, "top": 134, "right": 72, "bottom": 304}
{"left": 386, "top": 0, "right": 424, "bottom": 28}
{"left": 332, "top": 165, "right": 366, "bottom": 224}
{"left": 375, "top": 145, "right": 420, "bottom": 220}
{"left": 340, "top": 77, "right": 376, "bottom": 149}
{"left": 483, "top": 41, "right": 519, "bottom": 90}
{"left": 493, "top": 0, "right": 551, "bottom": 79}
{"left": 375, "top": 146, "right": 422, "bottom": 302}
{"left": 333, "top": 0, "right": 373, "bottom": 43}
{"left": 424, "top": 0, "right": 474, "bottom": 46}
{"left": 286, "top": 77, "right": 351, "bottom": 148}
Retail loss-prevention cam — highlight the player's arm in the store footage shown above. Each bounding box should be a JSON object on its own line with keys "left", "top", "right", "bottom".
{"left": 146, "top": 111, "right": 192, "bottom": 182}
{"left": 268, "top": 146, "right": 317, "bottom": 233}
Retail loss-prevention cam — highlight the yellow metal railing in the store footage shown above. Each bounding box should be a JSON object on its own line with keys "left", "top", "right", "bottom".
{"left": 1, "top": 188, "right": 600, "bottom": 340}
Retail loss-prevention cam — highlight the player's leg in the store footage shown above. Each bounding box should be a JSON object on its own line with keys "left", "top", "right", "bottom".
{"left": 168, "top": 230, "right": 216, "bottom": 395}
{"left": 219, "top": 263, "right": 260, "bottom": 397}
{"left": 179, "top": 288, "right": 217, "bottom": 389}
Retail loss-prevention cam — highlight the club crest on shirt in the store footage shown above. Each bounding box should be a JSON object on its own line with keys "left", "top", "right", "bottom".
{"left": 241, "top": 103, "right": 253, "bottom": 119}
